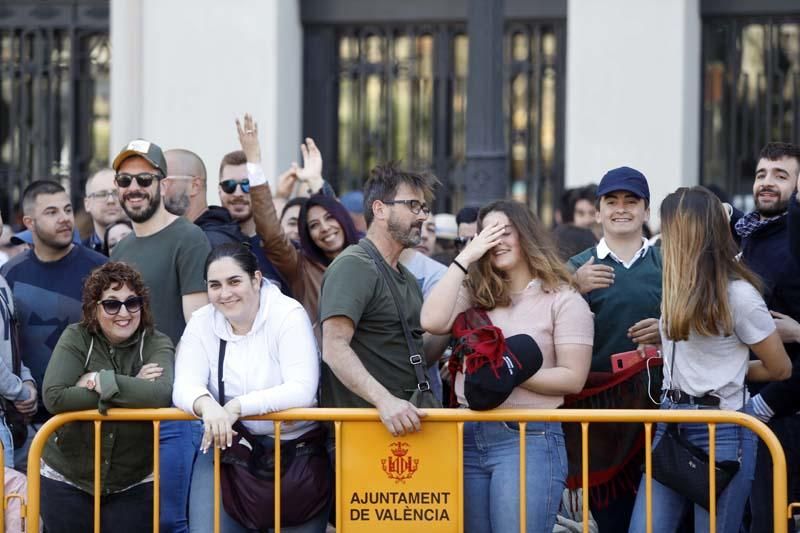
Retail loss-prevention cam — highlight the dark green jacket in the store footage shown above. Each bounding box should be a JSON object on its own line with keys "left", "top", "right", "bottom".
{"left": 42, "top": 324, "right": 174, "bottom": 495}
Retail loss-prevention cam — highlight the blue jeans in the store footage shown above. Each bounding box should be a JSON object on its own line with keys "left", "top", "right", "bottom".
{"left": 160, "top": 420, "right": 202, "bottom": 533}
{"left": 463, "top": 421, "right": 567, "bottom": 533}
{"left": 189, "top": 443, "right": 328, "bottom": 533}
{"left": 628, "top": 399, "right": 756, "bottom": 533}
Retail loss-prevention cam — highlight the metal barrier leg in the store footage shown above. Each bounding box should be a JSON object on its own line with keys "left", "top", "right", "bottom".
{"left": 519, "top": 422, "right": 526, "bottom": 533}
{"left": 581, "top": 422, "right": 589, "bottom": 533}
{"left": 457, "top": 422, "right": 464, "bottom": 533}
{"left": 214, "top": 446, "right": 221, "bottom": 533}
{"left": 94, "top": 420, "right": 101, "bottom": 533}
{"left": 335, "top": 421, "right": 342, "bottom": 532}
{"left": 153, "top": 420, "right": 160, "bottom": 533}
{"left": 274, "top": 421, "right": 281, "bottom": 533}
{"left": 644, "top": 422, "right": 652, "bottom": 533}
{"left": 708, "top": 423, "right": 716, "bottom": 531}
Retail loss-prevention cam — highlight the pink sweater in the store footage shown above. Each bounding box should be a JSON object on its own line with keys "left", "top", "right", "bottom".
{"left": 453, "top": 280, "right": 594, "bottom": 409}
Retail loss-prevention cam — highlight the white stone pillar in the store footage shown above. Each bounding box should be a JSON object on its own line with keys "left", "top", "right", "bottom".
{"left": 110, "top": 0, "right": 303, "bottom": 206}
{"left": 565, "top": 0, "right": 701, "bottom": 227}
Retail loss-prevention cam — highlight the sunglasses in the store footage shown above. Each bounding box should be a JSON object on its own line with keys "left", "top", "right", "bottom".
{"left": 220, "top": 179, "right": 251, "bottom": 194}
{"left": 115, "top": 173, "right": 162, "bottom": 188}
{"left": 97, "top": 296, "right": 144, "bottom": 315}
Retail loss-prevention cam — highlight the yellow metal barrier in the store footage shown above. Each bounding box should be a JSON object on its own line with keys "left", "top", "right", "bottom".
{"left": 24, "top": 408, "right": 789, "bottom": 533}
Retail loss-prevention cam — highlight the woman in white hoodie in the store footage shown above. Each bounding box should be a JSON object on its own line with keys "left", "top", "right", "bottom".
{"left": 173, "top": 243, "right": 329, "bottom": 533}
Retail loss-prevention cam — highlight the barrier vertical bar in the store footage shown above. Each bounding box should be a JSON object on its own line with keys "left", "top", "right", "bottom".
{"left": 519, "top": 421, "right": 526, "bottom": 533}
{"left": 708, "top": 423, "right": 716, "bottom": 531}
{"left": 457, "top": 422, "right": 464, "bottom": 533}
{"left": 274, "top": 421, "right": 282, "bottom": 532}
{"left": 581, "top": 422, "right": 589, "bottom": 533}
{"left": 214, "top": 446, "right": 221, "bottom": 533}
{"left": 644, "top": 422, "right": 652, "bottom": 533}
{"left": 153, "top": 420, "right": 160, "bottom": 533}
{"left": 335, "top": 421, "right": 342, "bottom": 532}
{"left": 94, "top": 420, "right": 101, "bottom": 533}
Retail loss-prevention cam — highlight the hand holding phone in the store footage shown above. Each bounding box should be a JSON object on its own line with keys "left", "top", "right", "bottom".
{"left": 610, "top": 346, "right": 661, "bottom": 373}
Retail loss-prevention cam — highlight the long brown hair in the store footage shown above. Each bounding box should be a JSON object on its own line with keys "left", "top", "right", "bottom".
{"left": 81, "top": 262, "right": 154, "bottom": 336}
{"left": 468, "top": 200, "right": 574, "bottom": 309}
{"left": 661, "top": 186, "right": 762, "bottom": 340}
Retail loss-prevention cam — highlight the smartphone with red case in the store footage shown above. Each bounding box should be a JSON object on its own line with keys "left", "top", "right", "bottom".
{"left": 610, "top": 346, "right": 661, "bottom": 373}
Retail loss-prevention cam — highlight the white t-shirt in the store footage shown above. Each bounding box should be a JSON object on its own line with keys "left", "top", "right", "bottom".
{"left": 661, "top": 279, "right": 775, "bottom": 410}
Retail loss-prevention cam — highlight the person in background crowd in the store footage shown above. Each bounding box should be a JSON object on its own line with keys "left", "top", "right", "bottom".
{"left": 110, "top": 138, "right": 210, "bottom": 533}
{"left": 163, "top": 148, "right": 288, "bottom": 292}
{"left": 340, "top": 191, "right": 367, "bottom": 235}
{"left": 0, "top": 224, "right": 26, "bottom": 267}
{"left": 83, "top": 168, "right": 125, "bottom": 255}
{"left": 237, "top": 114, "right": 358, "bottom": 335}
{"left": 732, "top": 142, "right": 800, "bottom": 533}
{"left": 629, "top": 186, "right": 791, "bottom": 533}
{"left": 432, "top": 213, "right": 458, "bottom": 265}
{"left": 103, "top": 219, "right": 133, "bottom": 256}
{"left": 552, "top": 185, "right": 599, "bottom": 261}
{"left": 1, "top": 180, "right": 106, "bottom": 471}
{"left": 280, "top": 197, "right": 307, "bottom": 244}
{"left": 0, "top": 212, "right": 37, "bottom": 469}
{"left": 40, "top": 262, "right": 174, "bottom": 533}
{"left": 416, "top": 214, "right": 437, "bottom": 257}
{"left": 566, "top": 168, "right": 662, "bottom": 530}
{"left": 174, "top": 243, "right": 329, "bottom": 532}
{"left": 320, "top": 162, "right": 442, "bottom": 434}
{"left": 421, "top": 200, "right": 593, "bottom": 532}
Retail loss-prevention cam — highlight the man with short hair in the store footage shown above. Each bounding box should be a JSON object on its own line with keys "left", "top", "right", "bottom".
{"left": 553, "top": 185, "right": 599, "bottom": 261}
{"left": 83, "top": 168, "right": 125, "bottom": 254}
{"left": 735, "top": 142, "right": 800, "bottom": 533}
{"left": 567, "top": 167, "right": 662, "bottom": 531}
{"left": 415, "top": 215, "right": 436, "bottom": 257}
{"left": 1, "top": 180, "right": 107, "bottom": 469}
{"left": 111, "top": 139, "right": 210, "bottom": 533}
{"left": 320, "top": 163, "right": 441, "bottom": 435}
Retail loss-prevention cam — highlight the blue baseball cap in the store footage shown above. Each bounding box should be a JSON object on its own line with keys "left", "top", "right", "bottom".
{"left": 597, "top": 166, "right": 650, "bottom": 202}
{"left": 340, "top": 191, "right": 364, "bottom": 215}
{"left": 11, "top": 229, "right": 82, "bottom": 246}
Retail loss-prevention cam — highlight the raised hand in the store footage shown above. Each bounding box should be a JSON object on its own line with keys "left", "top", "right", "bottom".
{"left": 275, "top": 167, "right": 299, "bottom": 199}
{"left": 235, "top": 113, "right": 261, "bottom": 163}
{"left": 293, "top": 138, "right": 324, "bottom": 193}
{"left": 454, "top": 221, "right": 506, "bottom": 267}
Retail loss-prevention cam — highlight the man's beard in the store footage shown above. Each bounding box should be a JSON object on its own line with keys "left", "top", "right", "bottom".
{"left": 387, "top": 214, "right": 422, "bottom": 249}
{"left": 164, "top": 190, "right": 189, "bottom": 216}
{"left": 35, "top": 223, "right": 73, "bottom": 251}
{"left": 122, "top": 185, "right": 162, "bottom": 223}
{"left": 754, "top": 191, "right": 789, "bottom": 218}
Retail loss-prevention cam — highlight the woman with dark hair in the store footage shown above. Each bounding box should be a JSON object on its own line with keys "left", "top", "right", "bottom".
{"left": 421, "top": 200, "right": 594, "bottom": 532}
{"left": 174, "top": 243, "right": 329, "bottom": 533}
{"left": 103, "top": 218, "right": 133, "bottom": 256}
{"left": 40, "top": 262, "right": 174, "bottom": 533}
{"left": 627, "top": 187, "right": 791, "bottom": 533}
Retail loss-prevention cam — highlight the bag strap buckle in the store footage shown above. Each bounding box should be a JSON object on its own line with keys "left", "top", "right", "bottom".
{"left": 409, "top": 354, "right": 424, "bottom": 365}
{"left": 417, "top": 381, "right": 431, "bottom": 392}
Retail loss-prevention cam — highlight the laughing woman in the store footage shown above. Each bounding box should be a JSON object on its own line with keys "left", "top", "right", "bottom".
{"left": 421, "top": 200, "right": 593, "bottom": 532}
{"left": 40, "top": 262, "right": 174, "bottom": 533}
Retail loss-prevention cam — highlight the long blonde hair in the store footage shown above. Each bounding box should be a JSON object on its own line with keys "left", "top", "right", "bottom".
{"left": 661, "top": 187, "right": 762, "bottom": 340}
{"left": 468, "top": 200, "right": 574, "bottom": 310}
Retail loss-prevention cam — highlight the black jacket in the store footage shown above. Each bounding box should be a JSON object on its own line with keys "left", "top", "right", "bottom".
{"left": 740, "top": 199, "right": 800, "bottom": 416}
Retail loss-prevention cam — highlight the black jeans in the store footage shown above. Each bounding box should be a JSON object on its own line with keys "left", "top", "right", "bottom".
{"left": 750, "top": 414, "right": 800, "bottom": 533}
{"left": 40, "top": 476, "right": 153, "bottom": 533}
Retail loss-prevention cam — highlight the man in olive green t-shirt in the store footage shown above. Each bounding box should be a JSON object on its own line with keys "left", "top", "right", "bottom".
{"left": 320, "top": 163, "right": 439, "bottom": 437}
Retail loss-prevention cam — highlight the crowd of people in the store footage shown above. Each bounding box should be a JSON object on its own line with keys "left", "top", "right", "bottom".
{"left": 0, "top": 113, "right": 798, "bottom": 533}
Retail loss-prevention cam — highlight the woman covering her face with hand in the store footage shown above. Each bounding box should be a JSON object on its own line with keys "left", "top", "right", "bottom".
{"left": 40, "top": 262, "right": 174, "bottom": 533}
{"left": 421, "top": 200, "right": 594, "bottom": 532}
{"left": 173, "top": 243, "right": 329, "bottom": 533}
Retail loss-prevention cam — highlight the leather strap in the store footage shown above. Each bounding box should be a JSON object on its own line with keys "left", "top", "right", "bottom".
{"left": 359, "top": 240, "right": 430, "bottom": 392}
{"left": 217, "top": 339, "right": 259, "bottom": 443}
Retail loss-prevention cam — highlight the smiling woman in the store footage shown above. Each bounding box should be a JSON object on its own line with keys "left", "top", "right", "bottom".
{"left": 39, "top": 262, "right": 175, "bottom": 533}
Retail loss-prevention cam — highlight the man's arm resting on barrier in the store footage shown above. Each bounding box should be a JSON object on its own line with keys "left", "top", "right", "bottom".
{"left": 322, "top": 315, "right": 425, "bottom": 436}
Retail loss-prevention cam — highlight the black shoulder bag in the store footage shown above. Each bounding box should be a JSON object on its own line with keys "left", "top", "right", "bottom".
{"left": 359, "top": 241, "right": 442, "bottom": 408}
{"left": 650, "top": 342, "right": 740, "bottom": 510}
{"left": 215, "top": 339, "right": 330, "bottom": 530}
{"left": 0, "top": 290, "right": 29, "bottom": 449}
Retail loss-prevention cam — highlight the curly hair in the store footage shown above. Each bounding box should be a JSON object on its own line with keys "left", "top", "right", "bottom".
{"left": 80, "top": 262, "right": 154, "bottom": 336}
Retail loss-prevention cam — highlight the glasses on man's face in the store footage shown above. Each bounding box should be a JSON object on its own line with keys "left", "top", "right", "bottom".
{"left": 455, "top": 236, "right": 474, "bottom": 249}
{"left": 115, "top": 173, "right": 162, "bottom": 188}
{"left": 87, "top": 190, "right": 119, "bottom": 201}
{"left": 97, "top": 296, "right": 144, "bottom": 315}
{"left": 219, "top": 179, "right": 251, "bottom": 194}
{"left": 384, "top": 199, "right": 431, "bottom": 216}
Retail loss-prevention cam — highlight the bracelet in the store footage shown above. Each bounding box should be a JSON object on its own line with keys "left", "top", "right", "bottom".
{"left": 452, "top": 259, "right": 468, "bottom": 274}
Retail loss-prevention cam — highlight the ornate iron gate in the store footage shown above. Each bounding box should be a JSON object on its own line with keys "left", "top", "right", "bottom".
{"left": 0, "top": 1, "right": 109, "bottom": 225}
